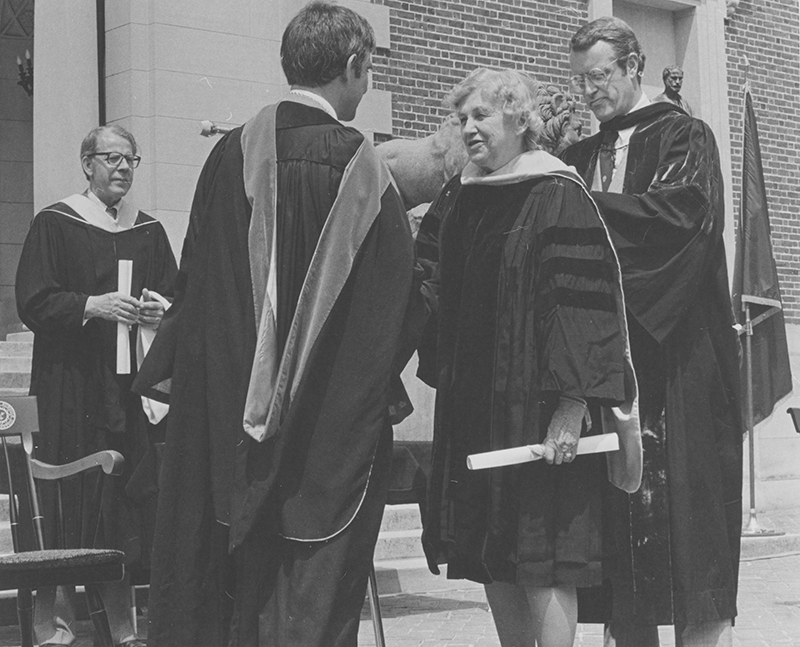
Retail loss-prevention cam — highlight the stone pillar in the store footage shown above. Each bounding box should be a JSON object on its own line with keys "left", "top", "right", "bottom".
{"left": 33, "top": 0, "right": 99, "bottom": 209}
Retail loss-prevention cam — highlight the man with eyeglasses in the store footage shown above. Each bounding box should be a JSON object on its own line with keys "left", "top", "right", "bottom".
{"left": 15, "top": 124, "right": 177, "bottom": 647}
{"left": 561, "top": 16, "right": 743, "bottom": 647}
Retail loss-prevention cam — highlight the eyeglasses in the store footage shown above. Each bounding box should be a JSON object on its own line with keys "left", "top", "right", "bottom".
{"left": 568, "top": 55, "right": 631, "bottom": 94}
{"left": 88, "top": 152, "right": 141, "bottom": 169}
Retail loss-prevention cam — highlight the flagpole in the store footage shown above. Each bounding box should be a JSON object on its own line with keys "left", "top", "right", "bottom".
{"left": 742, "top": 302, "right": 784, "bottom": 537}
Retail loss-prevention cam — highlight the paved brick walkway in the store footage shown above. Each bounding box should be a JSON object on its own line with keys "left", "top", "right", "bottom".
{"left": 1, "top": 508, "right": 798, "bottom": 646}
{"left": 357, "top": 552, "right": 800, "bottom": 646}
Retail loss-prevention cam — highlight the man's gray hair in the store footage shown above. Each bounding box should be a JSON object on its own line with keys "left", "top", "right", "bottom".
{"left": 80, "top": 124, "right": 138, "bottom": 160}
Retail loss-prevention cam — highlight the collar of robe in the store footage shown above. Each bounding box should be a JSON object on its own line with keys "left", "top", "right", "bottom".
{"left": 57, "top": 193, "right": 139, "bottom": 233}
{"left": 599, "top": 100, "right": 683, "bottom": 134}
{"left": 461, "top": 149, "right": 584, "bottom": 187}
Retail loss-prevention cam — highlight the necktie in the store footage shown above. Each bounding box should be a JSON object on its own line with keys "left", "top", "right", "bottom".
{"left": 106, "top": 206, "right": 118, "bottom": 220}
{"left": 598, "top": 129, "right": 617, "bottom": 192}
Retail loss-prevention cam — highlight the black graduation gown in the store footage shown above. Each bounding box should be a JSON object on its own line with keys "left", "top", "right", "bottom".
{"left": 15, "top": 203, "right": 176, "bottom": 568}
{"left": 420, "top": 169, "right": 629, "bottom": 589}
{"left": 562, "top": 102, "right": 744, "bottom": 626}
{"left": 136, "top": 101, "right": 414, "bottom": 647}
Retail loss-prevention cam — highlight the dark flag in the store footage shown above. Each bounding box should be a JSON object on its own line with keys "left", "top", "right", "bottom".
{"left": 731, "top": 84, "right": 793, "bottom": 425}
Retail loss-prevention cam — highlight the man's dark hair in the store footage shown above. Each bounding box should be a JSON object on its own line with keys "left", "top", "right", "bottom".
{"left": 281, "top": 1, "right": 375, "bottom": 87}
{"left": 570, "top": 16, "right": 646, "bottom": 78}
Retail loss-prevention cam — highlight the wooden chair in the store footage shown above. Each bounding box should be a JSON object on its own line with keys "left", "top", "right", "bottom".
{"left": 0, "top": 395, "right": 126, "bottom": 647}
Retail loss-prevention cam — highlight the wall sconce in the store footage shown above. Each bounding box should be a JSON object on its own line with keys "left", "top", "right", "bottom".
{"left": 726, "top": 0, "right": 741, "bottom": 20}
{"left": 199, "top": 120, "right": 236, "bottom": 137}
{"left": 17, "top": 50, "right": 33, "bottom": 97}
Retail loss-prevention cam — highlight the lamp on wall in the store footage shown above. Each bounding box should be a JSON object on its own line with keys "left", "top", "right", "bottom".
{"left": 16, "top": 49, "right": 33, "bottom": 97}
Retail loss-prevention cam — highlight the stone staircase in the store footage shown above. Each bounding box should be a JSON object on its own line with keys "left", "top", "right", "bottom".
{"left": 0, "top": 331, "right": 32, "bottom": 396}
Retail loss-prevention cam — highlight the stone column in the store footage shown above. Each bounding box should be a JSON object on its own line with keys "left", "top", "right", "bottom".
{"left": 33, "top": 0, "right": 99, "bottom": 209}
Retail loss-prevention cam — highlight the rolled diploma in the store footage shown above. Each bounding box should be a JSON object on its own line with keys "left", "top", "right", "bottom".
{"left": 466, "top": 432, "right": 619, "bottom": 471}
{"left": 116, "top": 259, "right": 133, "bottom": 374}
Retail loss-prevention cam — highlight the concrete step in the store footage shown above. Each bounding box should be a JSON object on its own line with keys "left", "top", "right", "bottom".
{"left": 381, "top": 503, "right": 421, "bottom": 532}
{"left": 373, "top": 528, "right": 424, "bottom": 561}
{"left": 742, "top": 532, "right": 800, "bottom": 559}
{"left": 5, "top": 332, "right": 33, "bottom": 342}
{"left": 373, "top": 558, "right": 479, "bottom": 595}
{"left": 0, "top": 387, "right": 29, "bottom": 397}
{"left": 0, "top": 521, "right": 11, "bottom": 555}
{"left": 0, "top": 373, "right": 29, "bottom": 389}
{"left": 0, "top": 341, "right": 33, "bottom": 357}
{"left": 0, "top": 356, "right": 31, "bottom": 373}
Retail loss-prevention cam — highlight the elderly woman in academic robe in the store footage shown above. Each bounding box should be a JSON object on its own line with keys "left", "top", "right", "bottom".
{"left": 418, "top": 68, "right": 640, "bottom": 647}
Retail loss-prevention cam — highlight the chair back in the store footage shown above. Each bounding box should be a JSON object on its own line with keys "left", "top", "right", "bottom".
{"left": 0, "top": 395, "right": 123, "bottom": 555}
{"left": 0, "top": 396, "right": 42, "bottom": 553}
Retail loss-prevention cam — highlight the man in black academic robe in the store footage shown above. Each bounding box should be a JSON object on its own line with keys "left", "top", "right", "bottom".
{"left": 134, "top": 5, "right": 418, "bottom": 647}
{"left": 16, "top": 125, "right": 175, "bottom": 647}
{"left": 561, "top": 17, "right": 743, "bottom": 647}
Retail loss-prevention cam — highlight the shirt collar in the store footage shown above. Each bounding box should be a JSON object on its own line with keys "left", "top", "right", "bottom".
{"left": 616, "top": 93, "right": 652, "bottom": 145}
{"left": 84, "top": 189, "right": 137, "bottom": 226}
{"left": 85, "top": 189, "right": 121, "bottom": 216}
{"left": 289, "top": 89, "right": 338, "bottom": 120}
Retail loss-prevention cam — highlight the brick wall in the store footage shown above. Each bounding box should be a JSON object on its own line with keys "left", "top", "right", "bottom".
{"left": 725, "top": 0, "right": 800, "bottom": 322}
{"left": 371, "top": 0, "right": 586, "bottom": 139}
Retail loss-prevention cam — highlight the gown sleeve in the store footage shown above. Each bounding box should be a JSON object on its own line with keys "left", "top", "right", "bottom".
{"left": 133, "top": 130, "right": 239, "bottom": 402}
{"left": 532, "top": 178, "right": 627, "bottom": 406}
{"left": 15, "top": 210, "right": 90, "bottom": 335}
{"left": 590, "top": 117, "right": 724, "bottom": 342}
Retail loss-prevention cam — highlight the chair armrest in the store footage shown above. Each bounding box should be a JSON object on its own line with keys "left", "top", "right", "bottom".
{"left": 30, "top": 450, "right": 125, "bottom": 480}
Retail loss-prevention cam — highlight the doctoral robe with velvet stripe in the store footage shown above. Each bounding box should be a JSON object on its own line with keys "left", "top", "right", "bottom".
{"left": 138, "top": 100, "right": 415, "bottom": 647}
{"left": 420, "top": 171, "right": 629, "bottom": 586}
{"left": 562, "top": 103, "right": 744, "bottom": 626}
{"left": 15, "top": 202, "right": 176, "bottom": 568}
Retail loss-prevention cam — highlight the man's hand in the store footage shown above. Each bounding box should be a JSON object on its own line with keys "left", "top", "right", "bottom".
{"left": 543, "top": 396, "right": 587, "bottom": 465}
{"left": 85, "top": 292, "right": 142, "bottom": 325}
{"left": 137, "top": 288, "right": 165, "bottom": 329}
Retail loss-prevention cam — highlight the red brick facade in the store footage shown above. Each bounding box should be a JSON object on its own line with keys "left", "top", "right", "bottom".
{"left": 372, "top": 0, "right": 800, "bottom": 321}
{"left": 725, "top": 0, "right": 800, "bottom": 322}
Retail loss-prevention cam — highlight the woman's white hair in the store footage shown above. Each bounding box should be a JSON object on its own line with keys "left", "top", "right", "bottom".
{"left": 448, "top": 68, "right": 545, "bottom": 152}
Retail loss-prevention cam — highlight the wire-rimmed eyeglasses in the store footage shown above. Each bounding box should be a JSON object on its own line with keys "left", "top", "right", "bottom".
{"left": 568, "top": 55, "right": 631, "bottom": 94}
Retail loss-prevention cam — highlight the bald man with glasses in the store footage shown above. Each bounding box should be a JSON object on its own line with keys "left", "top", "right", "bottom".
{"left": 561, "top": 16, "right": 743, "bottom": 647}
{"left": 16, "top": 124, "right": 177, "bottom": 647}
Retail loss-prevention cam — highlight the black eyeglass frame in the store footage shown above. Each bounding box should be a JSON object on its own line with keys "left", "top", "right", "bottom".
{"left": 86, "top": 152, "right": 142, "bottom": 169}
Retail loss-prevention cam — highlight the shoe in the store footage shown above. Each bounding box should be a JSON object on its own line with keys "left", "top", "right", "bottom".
{"left": 117, "top": 640, "right": 147, "bottom": 647}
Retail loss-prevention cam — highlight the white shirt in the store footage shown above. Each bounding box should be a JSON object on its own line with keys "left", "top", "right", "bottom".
{"left": 592, "top": 93, "right": 652, "bottom": 193}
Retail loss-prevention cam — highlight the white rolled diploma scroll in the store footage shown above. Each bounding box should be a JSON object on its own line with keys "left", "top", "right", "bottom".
{"left": 116, "top": 259, "right": 133, "bottom": 374}
{"left": 466, "top": 432, "right": 619, "bottom": 470}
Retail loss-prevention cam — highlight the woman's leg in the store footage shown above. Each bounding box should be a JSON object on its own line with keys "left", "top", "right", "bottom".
{"left": 485, "top": 581, "right": 534, "bottom": 646}
{"left": 485, "top": 583, "right": 578, "bottom": 647}
{"left": 526, "top": 586, "right": 578, "bottom": 647}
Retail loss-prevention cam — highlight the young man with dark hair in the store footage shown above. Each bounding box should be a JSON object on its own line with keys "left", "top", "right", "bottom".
{"left": 137, "top": 3, "right": 416, "bottom": 646}
{"left": 562, "top": 16, "right": 743, "bottom": 647}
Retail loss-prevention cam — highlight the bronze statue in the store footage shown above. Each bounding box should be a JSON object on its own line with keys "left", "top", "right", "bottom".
{"left": 654, "top": 65, "right": 693, "bottom": 116}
